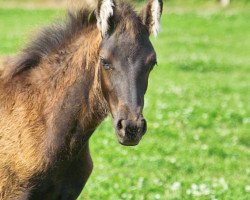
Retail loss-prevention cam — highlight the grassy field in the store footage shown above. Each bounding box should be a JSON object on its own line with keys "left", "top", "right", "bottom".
{"left": 0, "top": 3, "right": 250, "bottom": 200}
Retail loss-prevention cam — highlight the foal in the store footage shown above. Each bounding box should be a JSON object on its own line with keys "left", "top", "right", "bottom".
{"left": 0, "top": 0, "right": 163, "bottom": 199}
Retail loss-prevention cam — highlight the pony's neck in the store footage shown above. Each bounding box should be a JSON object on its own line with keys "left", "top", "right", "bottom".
{"left": 73, "top": 27, "right": 109, "bottom": 129}
{"left": 36, "top": 26, "right": 108, "bottom": 132}
{"left": 35, "top": 26, "right": 109, "bottom": 162}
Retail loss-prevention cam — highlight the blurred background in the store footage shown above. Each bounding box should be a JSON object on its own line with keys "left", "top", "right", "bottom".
{"left": 0, "top": 0, "right": 249, "bottom": 199}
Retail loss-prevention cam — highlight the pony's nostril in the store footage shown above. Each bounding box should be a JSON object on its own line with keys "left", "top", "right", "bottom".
{"left": 141, "top": 119, "right": 147, "bottom": 134}
{"left": 117, "top": 119, "right": 123, "bottom": 130}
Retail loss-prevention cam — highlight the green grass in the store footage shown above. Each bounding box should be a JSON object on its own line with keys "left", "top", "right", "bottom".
{"left": 0, "top": 5, "right": 250, "bottom": 200}
{"left": 0, "top": 8, "right": 63, "bottom": 55}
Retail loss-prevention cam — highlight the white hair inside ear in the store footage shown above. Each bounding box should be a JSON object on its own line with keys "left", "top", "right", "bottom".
{"left": 97, "top": 0, "right": 115, "bottom": 36}
{"left": 151, "top": 0, "right": 162, "bottom": 37}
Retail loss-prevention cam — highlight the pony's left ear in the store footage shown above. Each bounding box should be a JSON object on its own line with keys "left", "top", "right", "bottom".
{"left": 140, "top": 0, "right": 163, "bottom": 37}
{"left": 96, "top": 0, "right": 116, "bottom": 37}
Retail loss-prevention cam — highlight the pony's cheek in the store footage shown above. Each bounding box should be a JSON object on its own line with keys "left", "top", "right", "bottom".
{"left": 100, "top": 72, "right": 119, "bottom": 116}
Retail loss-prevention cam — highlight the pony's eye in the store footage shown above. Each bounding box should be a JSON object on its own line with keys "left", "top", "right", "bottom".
{"left": 100, "top": 57, "right": 111, "bottom": 70}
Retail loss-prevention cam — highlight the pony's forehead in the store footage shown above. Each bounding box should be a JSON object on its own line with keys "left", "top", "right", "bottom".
{"left": 113, "top": 3, "right": 147, "bottom": 37}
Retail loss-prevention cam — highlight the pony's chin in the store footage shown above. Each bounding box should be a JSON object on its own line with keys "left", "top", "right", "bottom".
{"left": 119, "top": 140, "right": 139, "bottom": 146}
{"left": 116, "top": 135, "right": 141, "bottom": 146}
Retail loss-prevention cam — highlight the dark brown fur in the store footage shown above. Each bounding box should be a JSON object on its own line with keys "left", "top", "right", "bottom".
{"left": 0, "top": 1, "right": 162, "bottom": 199}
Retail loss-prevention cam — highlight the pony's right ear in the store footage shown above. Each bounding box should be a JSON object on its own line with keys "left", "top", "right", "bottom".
{"left": 140, "top": 0, "right": 163, "bottom": 37}
{"left": 96, "top": 0, "right": 116, "bottom": 37}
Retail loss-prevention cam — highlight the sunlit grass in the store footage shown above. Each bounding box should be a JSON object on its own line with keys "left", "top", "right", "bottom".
{"left": 0, "top": 5, "right": 249, "bottom": 200}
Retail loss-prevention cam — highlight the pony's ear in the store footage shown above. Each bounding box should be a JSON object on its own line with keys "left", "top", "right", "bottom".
{"left": 96, "top": 0, "right": 116, "bottom": 37}
{"left": 140, "top": 0, "right": 163, "bottom": 37}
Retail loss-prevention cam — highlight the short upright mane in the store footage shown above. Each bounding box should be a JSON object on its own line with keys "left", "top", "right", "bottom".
{"left": 3, "top": 8, "right": 96, "bottom": 79}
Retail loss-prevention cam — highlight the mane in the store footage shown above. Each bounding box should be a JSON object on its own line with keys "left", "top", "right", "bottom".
{"left": 3, "top": 2, "right": 143, "bottom": 80}
{"left": 3, "top": 8, "right": 96, "bottom": 79}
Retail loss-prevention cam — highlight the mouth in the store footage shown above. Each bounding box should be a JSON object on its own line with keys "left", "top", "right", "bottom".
{"left": 117, "top": 135, "right": 140, "bottom": 146}
{"left": 118, "top": 140, "right": 139, "bottom": 146}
